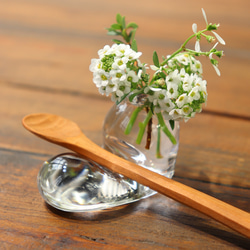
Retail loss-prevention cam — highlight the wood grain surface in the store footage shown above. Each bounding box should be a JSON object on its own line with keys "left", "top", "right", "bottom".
{"left": 0, "top": 0, "right": 249, "bottom": 249}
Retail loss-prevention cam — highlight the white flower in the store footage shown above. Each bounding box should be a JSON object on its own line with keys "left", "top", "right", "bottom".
{"left": 194, "top": 39, "right": 201, "bottom": 52}
{"left": 165, "top": 69, "right": 182, "bottom": 84}
{"left": 113, "top": 44, "right": 131, "bottom": 57}
{"left": 150, "top": 65, "right": 159, "bottom": 71}
{"left": 174, "top": 54, "right": 191, "bottom": 66}
{"left": 188, "top": 86, "right": 200, "bottom": 101}
{"left": 194, "top": 78, "right": 207, "bottom": 92}
{"left": 98, "top": 86, "right": 106, "bottom": 95}
{"left": 89, "top": 58, "right": 101, "bottom": 72}
{"left": 113, "top": 57, "right": 129, "bottom": 70}
{"left": 158, "top": 97, "right": 175, "bottom": 112}
{"left": 169, "top": 109, "right": 183, "bottom": 120}
{"left": 110, "top": 69, "right": 126, "bottom": 83}
{"left": 191, "top": 59, "right": 203, "bottom": 74}
{"left": 166, "top": 82, "right": 179, "bottom": 99}
{"left": 144, "top": 87, "right": 160, "bottom": 103}
{"left": 115, "top": 81, "right": 131, "bottom": 97}
{"left": 210, "top": 55, "right": 221, "bottom": 76}
{"left": 202, "top": 8, "right": 208, "bottom": 25}
{"left": 138, "top": 69, "right": 143, "bottom": 79}
{"left": 150, "top": 65, "right": 167, "bottom": 74}
{"left": 111, "top": 92, "right": 119, "bottom": 102}
{"left": 126, "top": 70, "right": 139, "bottom": 83}
{"left": 209, "top": 43, "right": 221, "bottom": 76}
{"left": 192, "top": 23, "right": 201, "bottom": 52}
{"left": 137, "top": 59, "right": 147, "bottom": 69}
{"left": 211, "top": 30, "right": 225, "bottom": 45}
{"left": 182, "top": 105, "right": 193, "bottom": 116}
{"left": 110, "top": 82, "right": 131, "bottom": 102}
{"left": 179, "top": 68, "right": 187, "bottom": 79}
{"left": 98, "top": 45, "right": 111, "bottom": 58}
{"left": 153, "top": 89, "right": 167, "bottom": 105}
{"left": 201, "top": 8, "right": 225, "bottom": 45}
{"left": 192, "top": 23, "right": 197, "bottom": 33}
{"left": 176, "top": 93, "right": 189, "bottom": 108}
{"left": 183, "top": 74, "right": 194, "bottom": 92}
{"left": 137, "top": 60, "right": 148, "bottom": 77}
{"left": 105, "top": 82, "right": 118, "bottom": 95}
{"left": 166, "top": 55, "right": 174, "bottom": 67}
{"left": 125, "top": 49, "right": 142, "bottom": 60}
{"left": 93, "top": 70, "right": 109, "bottom": 87}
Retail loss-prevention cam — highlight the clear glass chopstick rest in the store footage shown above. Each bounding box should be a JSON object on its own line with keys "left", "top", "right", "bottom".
{"left": 37, "top": 153, "right": 156, "bottom": 212}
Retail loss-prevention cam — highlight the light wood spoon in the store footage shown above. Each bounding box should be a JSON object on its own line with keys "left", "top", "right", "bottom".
{"left": 22, "top": 113, "right": 250, "bottom": 238}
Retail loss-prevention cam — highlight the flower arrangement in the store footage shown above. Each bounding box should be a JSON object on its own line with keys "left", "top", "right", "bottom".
{"left": 90, "top": 9, "right": 225, "bottom": 157}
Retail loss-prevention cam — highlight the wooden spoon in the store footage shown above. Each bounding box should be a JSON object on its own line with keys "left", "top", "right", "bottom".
{"left": 22, "top": 113, "right": 250, "bottom": 238}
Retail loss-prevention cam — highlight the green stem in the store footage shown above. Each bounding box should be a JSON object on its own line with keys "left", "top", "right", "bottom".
{"left": 124, "top": 106, "right": 143, "bottom": 135}
{"left": 156, "top": 112, "right": 177, "bottom": 144}
{"left": 160, "top": 28, "right": 208, "bottom": 66}
{"left": 185, "top": 48, "right": 210, "bottom": 56}
{"left": 136, "top": 109, "right": 153, "bottom": 144}
{"left": 156, "top": 125, "right": 163, "bottom": 158}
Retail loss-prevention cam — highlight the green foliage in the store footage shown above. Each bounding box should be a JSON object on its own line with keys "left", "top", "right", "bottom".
{"left": 131, "top": 39, "right": 138, "bottom": 52}
{"left": 106, "top": 13, "right": 138, "bottom": 48}
{"left": 169, "top": 120, "right": 175, "bottom": 130}
{"left": 153, "top": 51, "right": 160, "bottom": 67}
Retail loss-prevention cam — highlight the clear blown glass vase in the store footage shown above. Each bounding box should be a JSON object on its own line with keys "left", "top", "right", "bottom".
{"left": 103, "top": 94, "right": 180, "bottom": 180}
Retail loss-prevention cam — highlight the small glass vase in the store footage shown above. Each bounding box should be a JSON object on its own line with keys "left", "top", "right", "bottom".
{"left": 102, "top": 94, "right": 180, "bottom": 196}
{"left": 103, "top": 95, "right": 180, "bottom": 176}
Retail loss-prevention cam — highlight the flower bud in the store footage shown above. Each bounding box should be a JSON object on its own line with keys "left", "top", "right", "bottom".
{"left": 215, "top": 50, "right": 224, "bottom": 58}
{"left": 207, "top": 23, "right": 218, "bottom": 31}
{"left": 206, "top": 35, "right": 215, "bottom": 43}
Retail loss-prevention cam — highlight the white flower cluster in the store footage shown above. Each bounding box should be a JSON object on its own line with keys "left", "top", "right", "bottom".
{"left": 90, "top": 46, "right": 208, "bottom": 122}
{"left": 146, "top": 54, "right": 207, "bottom": 121}
{"left": 89, "top": 44, "right": 143, "bottom": 102}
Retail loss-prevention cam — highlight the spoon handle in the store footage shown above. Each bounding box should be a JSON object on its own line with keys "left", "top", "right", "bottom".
{"left": 67, "top": 135, "right": 250, "bottom": 238}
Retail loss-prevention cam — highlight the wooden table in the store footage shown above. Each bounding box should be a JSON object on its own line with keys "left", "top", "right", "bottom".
{"left": 0, "top": 0, "right": 249, "bottom": 249}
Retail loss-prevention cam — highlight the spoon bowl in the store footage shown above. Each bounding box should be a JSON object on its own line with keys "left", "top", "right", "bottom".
{"left": 23, "top": 113, "right": 250, "bottom": 237}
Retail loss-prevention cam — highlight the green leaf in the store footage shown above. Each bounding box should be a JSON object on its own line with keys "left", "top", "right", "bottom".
{"left": 131, "top": 39, "right": 138, "bottom": 52}
{"left": 130, "top": 29, "right": 137, "bottom": 42}
{"left": 122, "top": 29, "right": 129, "bottom": 42}
{"left": 121, "top": 16, "right": 126, "bottom": 29}
{"left": 126, "top": 22, "right": 138, "bottom": 29}
{"left": 150, "top": 103, "right": 154, "bottom": 115}
{"left": 153, "top": 51, "right": 160, "bottom": 67}
{"left": 107, "top": 30, "right": 120, "bottom": 36}
{"left": 116, "top": 13, "right": 122, "bottom": 24}
{"left": 106, "top": 27, "right": 116, "bottom": 32}
{"left": 112, "top": 39, "right": 124, "bottom": 44}
{"left": 111, "top": 23, "right": 122, "bottom": 30}
{"left": 169, "top": 120, "right": 175, "bottom": 130}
